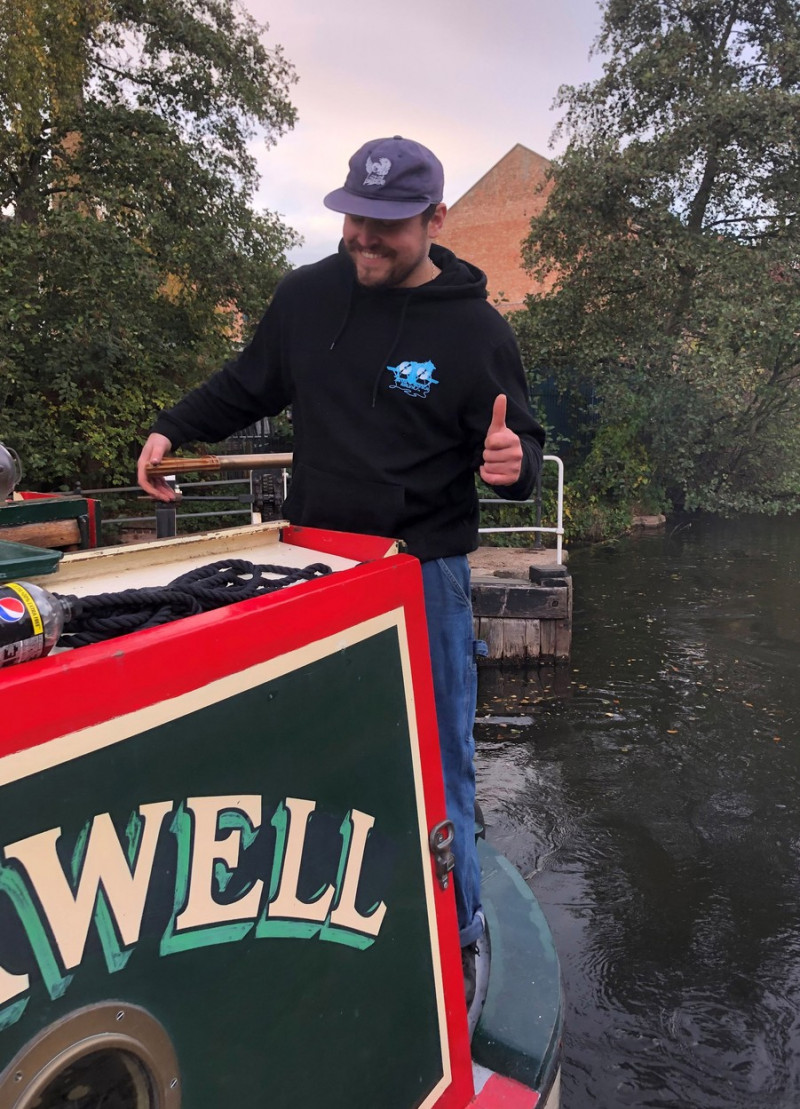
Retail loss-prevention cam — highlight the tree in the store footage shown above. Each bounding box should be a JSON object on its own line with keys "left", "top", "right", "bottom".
{"left": 517, "top": 0, "right": 800, "bottom": 517}
{"left": 0, "top": 0, "right": 299, "bottom": 486}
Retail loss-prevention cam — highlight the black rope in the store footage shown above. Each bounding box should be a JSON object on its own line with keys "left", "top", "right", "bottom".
{"left": 56, "top": 559, "right": 333, "bottom": 648}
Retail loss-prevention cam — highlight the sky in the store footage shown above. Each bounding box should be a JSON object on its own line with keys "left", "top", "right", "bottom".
{"left": 241, "top": 0, "right": 607, "bottom": 266}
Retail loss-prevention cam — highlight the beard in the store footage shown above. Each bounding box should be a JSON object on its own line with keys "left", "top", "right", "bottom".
{"left": 347, "top": 243, "right": 430, "bottom": 289}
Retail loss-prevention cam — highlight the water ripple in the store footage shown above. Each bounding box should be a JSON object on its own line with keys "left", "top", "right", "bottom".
{"left": 477, "top": 517, "right": 800, "bottom": 1108}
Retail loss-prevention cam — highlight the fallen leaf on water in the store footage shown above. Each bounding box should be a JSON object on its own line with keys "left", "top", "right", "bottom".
{"left": 667, "top": 729, "right": 678, "bottom": 734}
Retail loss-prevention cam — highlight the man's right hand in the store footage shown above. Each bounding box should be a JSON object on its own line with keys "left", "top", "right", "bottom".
{"left": 137, "top": 433, "right": 176, "bottom": 501}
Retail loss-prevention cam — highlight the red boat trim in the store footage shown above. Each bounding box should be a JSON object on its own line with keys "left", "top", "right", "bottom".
{"left": 471, "top": 1072, "right": 540, "bottom": 1107}
{"left": 283, "top": 523, "right": 398, "bottom": 562}
{"left": 1, "top": 542, "right": 476, "bottom": 1108}
{"left": 85, "top": 498, "right": 98, "bottom": 547}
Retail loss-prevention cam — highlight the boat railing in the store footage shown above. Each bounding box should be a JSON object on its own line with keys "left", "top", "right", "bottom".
{"left": 478, "top": 454, "right": 564, "bottom": 565}
{"left": 77, "top": 453, "right": 564, "bottom": 561}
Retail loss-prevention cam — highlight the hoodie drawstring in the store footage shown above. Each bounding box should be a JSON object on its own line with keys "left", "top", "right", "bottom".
{"left": 329, "top": 281, "right": 416, "bottom": 410}
{"left": 329, "top": 284, "right": 356, "bottom": 350}
{"left": 371, "top": 295, "right": 413, "bottom": 408}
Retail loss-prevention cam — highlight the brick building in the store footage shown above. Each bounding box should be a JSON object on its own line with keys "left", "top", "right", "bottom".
{"left": 439, "top": 144, "right": 554, "bottom": 313}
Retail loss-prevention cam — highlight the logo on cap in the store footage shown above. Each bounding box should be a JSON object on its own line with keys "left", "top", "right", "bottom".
{"left": 364, "top": 156, "right": 391, "bottom": 188}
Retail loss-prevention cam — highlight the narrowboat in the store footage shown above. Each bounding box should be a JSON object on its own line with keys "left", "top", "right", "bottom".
{"left": 0, "top": 518, "right": 562, "bottom": 1108}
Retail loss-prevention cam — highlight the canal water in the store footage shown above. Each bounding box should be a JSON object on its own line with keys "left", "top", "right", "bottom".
{"left": 475, "top": 515, "right": 800, "bottom": 1109}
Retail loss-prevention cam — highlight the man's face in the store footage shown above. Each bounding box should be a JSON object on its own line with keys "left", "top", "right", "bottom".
{"left": 342, "top": 205, "right": 445, "bottom": 289}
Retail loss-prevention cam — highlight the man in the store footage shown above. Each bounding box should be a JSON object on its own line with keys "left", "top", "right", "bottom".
{"left": 138, "top": 135, "right": 544, "bottom": 1008}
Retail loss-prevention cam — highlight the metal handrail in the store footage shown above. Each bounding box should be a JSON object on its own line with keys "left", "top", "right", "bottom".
{"left": 83, "top": 453, "right": 565, "bottom": 561}
{"left": 478, "top": 455, "right": 564, "bottom": 565}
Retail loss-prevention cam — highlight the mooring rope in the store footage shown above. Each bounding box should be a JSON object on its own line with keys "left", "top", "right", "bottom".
{"left": 56, "top": 559, "right": 333, "bottom": 648}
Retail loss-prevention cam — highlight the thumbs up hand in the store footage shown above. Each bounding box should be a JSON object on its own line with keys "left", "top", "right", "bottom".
{"left": 480, "top": 394, "right": 523, "bottom": 486}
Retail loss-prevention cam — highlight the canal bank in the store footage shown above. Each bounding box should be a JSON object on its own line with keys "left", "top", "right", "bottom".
{"left": 469, "top": 546, "right": 572, "bottom": 665}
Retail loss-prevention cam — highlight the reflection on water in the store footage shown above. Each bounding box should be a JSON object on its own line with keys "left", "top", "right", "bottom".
{"left": 475, "top": 515, "right": 800, "bottom": 1109}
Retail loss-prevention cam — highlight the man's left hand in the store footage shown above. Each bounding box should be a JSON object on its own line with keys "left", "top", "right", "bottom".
{"left": 480, "top": 394, "right": 523, "bottom": 486}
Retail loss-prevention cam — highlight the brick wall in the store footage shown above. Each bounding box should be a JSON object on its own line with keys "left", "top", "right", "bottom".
{"left": 438, "top": 144, "right": 554, "bottom": 313}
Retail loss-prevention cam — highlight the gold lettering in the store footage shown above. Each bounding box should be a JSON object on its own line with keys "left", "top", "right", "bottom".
{"left": 267, "top": 798, "right": 334, "bottom": 922}
{"left": 0, "top": 964, "right": 29, "bottom": 1007}
{"left": 176, "top": 796, "right": 263, "bottom": 930}
{"left": 4, "top": 802, "right": 172, "bottom": 972}
{"left": 329, "top": 809, "right": 386, "bottom": 936}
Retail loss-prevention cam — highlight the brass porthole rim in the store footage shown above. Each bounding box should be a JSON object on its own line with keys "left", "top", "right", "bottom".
{"left": 0, "top": 1001, "right": 181, "bottom": 1108}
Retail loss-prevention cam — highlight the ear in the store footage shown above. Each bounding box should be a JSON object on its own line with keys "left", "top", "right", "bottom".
{"left": 426, "top": 203, "right": 447, "bottom": 239}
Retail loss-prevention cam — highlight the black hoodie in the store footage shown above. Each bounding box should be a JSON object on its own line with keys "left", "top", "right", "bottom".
{"left": 152, "top": 243, "right": 545, "bottom": 561}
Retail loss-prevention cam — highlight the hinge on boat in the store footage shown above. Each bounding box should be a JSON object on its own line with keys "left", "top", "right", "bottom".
{"left": 429, "top": 820, "right": 455, "bottom": 889}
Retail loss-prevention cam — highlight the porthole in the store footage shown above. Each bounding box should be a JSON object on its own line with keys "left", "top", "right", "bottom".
{"left": 0, "top": 1003, "right": 180, "bottom": 1109}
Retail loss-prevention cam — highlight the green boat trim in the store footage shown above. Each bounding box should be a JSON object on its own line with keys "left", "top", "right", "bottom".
{"left": 0, "top": 540, "right": 62, "bottom": 583}
{"left": 474, "top": 839, "right": 563, "bottom": 1099}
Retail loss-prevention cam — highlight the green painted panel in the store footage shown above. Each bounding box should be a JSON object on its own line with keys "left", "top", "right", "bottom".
{"left": 0, "top": 498, "right": 88, "bottom": 526}
{"left": 0, "top": 541, "right": 62, "bottom": 583}
{"left": 0, "top": 628, "right": 445, "bottom": 1107}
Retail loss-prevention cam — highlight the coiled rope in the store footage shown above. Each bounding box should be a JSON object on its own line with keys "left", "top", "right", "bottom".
{"left": 56, "top": 559, "right": 333, "bottom": 648}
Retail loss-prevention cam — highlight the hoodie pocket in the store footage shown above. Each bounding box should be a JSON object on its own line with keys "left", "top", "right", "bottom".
{"left": 284, "top": 462, "right": 406, "bottom": 538}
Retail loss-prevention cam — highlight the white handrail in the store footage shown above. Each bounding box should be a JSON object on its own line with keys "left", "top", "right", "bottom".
{"left": 478, "top": 455, "right": 565, "bottom": 565}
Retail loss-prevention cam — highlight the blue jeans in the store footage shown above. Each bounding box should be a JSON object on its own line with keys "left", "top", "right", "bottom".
{"left": 421, "top": 555, "right": 484, "bottom": 947}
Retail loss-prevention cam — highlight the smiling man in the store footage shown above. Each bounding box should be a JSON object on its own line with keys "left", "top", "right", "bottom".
{"left": 326, "top": 137, "right": 446, "bottom": 290}
{"left": 342, "top": 206, "right": 445, "bottom": 289}
{"left": 137, "top": 136, "right": 545, "bottom": 1013}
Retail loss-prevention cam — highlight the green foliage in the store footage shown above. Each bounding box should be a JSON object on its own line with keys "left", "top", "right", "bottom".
{"left": 577, "top": 421, "right": 660, "bottom": 506}
{"left": 0, "top": 0, "right": 299, "bottom": 487}
{"left": 516, "top": 0, "right": 800, "bottom": 527}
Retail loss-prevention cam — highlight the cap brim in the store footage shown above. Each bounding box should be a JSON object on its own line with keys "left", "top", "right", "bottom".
{"left": 323, "top": 188, "right": 432, "bottom": 220}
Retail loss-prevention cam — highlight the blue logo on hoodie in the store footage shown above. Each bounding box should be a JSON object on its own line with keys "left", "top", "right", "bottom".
{"left": 387, "top": 360, "right": 439, "bottom": 399}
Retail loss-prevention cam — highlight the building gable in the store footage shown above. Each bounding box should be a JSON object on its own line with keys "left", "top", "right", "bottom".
{"left": 439, "top": 144, "right": 554, "bottom": 313}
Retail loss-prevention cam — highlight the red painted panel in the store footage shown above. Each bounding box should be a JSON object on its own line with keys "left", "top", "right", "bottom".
{"left": 283, "top": 523, "right": 399, "bottom": 562}
{"left": 471, "top": 1073, "right": 540, "bottom": 1108}
{"left": 85, "top": 498, "right": 98, "bottom": 547}
{"left": 2, "top": 557, "right": 408, "bottom": 749}
{"left": 0, "top": 543, "right": 476, "bottom": 1108}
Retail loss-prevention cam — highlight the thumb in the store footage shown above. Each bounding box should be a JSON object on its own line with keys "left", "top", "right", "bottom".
{"left": 487, "top": 394, "right": 508, "bottom": 436}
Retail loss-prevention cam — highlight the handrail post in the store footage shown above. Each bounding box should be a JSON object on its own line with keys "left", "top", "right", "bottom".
{"left": 250, "top": 470, "right": 263, "bottom": 525}
{"left": 477, "top": 455, "right": 565, "bottom": 565}
{"left": 534, "top": 468, "right": 543, "bottom": 550}
{"left": 155, "top": 477, "right": 178, "bottom": 538}
{"left": 155, "top": 499, "right": 177, "bottom": 538}
{"left": 551, "top": 456, "right": 564, "bottom": 565}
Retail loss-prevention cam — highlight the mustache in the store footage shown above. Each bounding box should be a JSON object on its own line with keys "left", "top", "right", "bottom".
{"left": 346, "top": 243, "right": 393, "bottom": 257}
